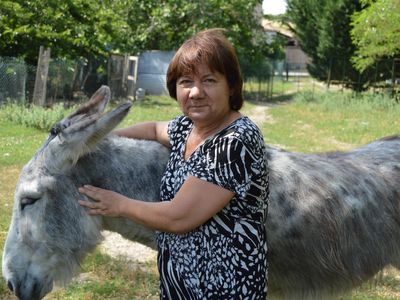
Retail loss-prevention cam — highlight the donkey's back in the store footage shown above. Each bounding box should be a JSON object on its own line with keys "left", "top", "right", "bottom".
{"left": 266, "top": 136, "right": 400, "bottom": 298}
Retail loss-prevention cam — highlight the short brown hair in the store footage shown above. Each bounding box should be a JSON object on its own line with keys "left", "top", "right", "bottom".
{"left": 166, "top": 28, "right": 244, "bottom": 111}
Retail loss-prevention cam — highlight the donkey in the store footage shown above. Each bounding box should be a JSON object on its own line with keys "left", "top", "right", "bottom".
{"left": 3, "top": 86, "right": 400, "bottom": 300}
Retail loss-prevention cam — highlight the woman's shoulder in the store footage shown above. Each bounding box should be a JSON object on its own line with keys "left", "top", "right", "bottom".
{"left": 169, "top": 115, "right": 192, "bottom": 127}
{"left": 203, "top": 116, "right": 265, "bottom": 157}
{"left": 168, "top": 115, "right": 193, "bottom": 134}
{"left": 234, "top": 116, "right": 262, "bottom": 133}
{"left": 221, "top": 116, "right": 264, "bottom": 145}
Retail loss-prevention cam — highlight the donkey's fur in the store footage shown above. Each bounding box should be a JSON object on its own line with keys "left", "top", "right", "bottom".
{"left": 3, "top": 86, "right": 400, "bottom": 300}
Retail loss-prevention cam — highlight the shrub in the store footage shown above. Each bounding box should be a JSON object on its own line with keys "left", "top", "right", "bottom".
{"left": 294, "top": 91, "right": 399, "bottom": 112}
{"left": 0, "top": 102, "right": 75, "bottom": 131}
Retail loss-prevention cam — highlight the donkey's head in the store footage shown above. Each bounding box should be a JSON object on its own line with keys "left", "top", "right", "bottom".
{"left": 2, "top": 86, "right": 132, "bottom": 300}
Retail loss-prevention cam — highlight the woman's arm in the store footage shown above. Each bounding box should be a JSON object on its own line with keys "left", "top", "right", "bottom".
{"left": 78, "top": 176, "right": 234, "bottom": 234}
{"left": 112, "top": 121, "right": 170, "bottom": 147}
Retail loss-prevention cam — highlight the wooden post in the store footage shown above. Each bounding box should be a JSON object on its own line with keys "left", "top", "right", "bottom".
{"left": 33, "top": 46, "right": 51, "bottom": 106}
{"left": 126, "top": 55, "right": 138, "bottom": 100}
{"left": 391, "top": 58, "right": 396, "bottom": 96}
{"left": 326, "top": 58, "right": 332, "bottom": 90}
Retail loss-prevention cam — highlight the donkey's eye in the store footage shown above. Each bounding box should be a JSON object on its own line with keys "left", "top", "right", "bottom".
{"left": 20, "top": 197, "right": 39, "bottom": 211}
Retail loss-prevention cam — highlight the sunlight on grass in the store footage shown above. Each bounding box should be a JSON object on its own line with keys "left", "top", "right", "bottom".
{"left": 47, "top": 251, "right": 159, "bottom": 300}
{"left": 261, "top": 91, "right": 400, "bottom": 153}
{"left": 0, "top": 165, "right": 20, "bottom": 299}
{"left": 0, "top": 119, "right": 48, "bottom": 166}
{"left": 343, "top": 267, "right": 400, "bottom": 299}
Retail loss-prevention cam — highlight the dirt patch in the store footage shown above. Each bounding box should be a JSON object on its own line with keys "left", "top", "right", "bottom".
{"left": 246, "top": 103, "right": 275, "bottom": 127}
{"left": 100, "top": 231, "right": 157, "bottom": 263}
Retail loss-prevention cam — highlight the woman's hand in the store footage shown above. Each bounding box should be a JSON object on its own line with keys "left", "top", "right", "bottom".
{"left": 78, "top": 185, "right": 129, "bottom": 217}
{"left": 78, "top": 177, "right": 235, "bottom": 234}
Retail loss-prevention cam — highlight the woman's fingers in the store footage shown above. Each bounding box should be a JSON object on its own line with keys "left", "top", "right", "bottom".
{"left": 78, "top": 199, "right": 106, "bottom": 215}
{"left": 78, "top": 185, "right": 101, "bottom": 200}
{"left": 88, "top": 208, "right": 105, "bottom": 215}
{"left": 78, "top": 199, "right": 97, "bottom": 209}
{"left": 78, "top": 185, "right": 123, "bottom": 217}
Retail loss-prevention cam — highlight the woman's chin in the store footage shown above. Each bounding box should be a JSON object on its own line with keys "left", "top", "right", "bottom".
{"left": 186, "top": 110, "right": 209, "bottom": 121}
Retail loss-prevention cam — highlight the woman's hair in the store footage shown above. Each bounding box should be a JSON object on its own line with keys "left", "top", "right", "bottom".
{"left": 166, "top": 28, "right": 244, "bottom": 111}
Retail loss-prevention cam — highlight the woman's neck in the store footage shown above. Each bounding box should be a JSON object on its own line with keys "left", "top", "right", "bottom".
{"left": 191, "top": 111, "right": 241, "bottom": 140}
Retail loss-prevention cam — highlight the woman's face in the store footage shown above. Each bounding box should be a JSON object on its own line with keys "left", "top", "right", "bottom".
{"left": 176, "top": 64, "right": 232, "bottom": 126}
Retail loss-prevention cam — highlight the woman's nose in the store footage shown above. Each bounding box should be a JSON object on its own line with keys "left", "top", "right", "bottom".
{"left": 189, "top": 83, "right": 204, "bottom": 98}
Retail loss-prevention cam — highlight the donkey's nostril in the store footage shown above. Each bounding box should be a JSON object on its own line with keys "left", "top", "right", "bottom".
{"left": 7, "top": 280, "right": 14, "bottom": 292}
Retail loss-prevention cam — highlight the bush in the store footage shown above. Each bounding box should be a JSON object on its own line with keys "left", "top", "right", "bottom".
{"left": 0, "top": 102, "right": 75, "bottom": 131}
{"left": 294, "top": 90, "right": 399, "bottom": 112}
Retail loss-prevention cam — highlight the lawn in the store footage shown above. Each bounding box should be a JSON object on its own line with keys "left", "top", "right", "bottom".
{"left": 1, "top": 90, "right": 400, "bottom": 299}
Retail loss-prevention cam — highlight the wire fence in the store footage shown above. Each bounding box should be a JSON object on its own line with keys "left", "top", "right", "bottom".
{"left": 0, "top": 56, "right": 107, "bottom": 106}
{"left": 242, "top": 58, "right": 400, "bottom": 102}
{"left": 243, "top": 60, "right": 311, "bottom": 101}
{"left": 1, "top": 56, "right": 399, "bottom": 106}
{"left": 0, "top": 57, "right": 33, "bottom": 103}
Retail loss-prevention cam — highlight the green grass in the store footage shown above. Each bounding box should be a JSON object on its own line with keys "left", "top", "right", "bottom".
{"left": 243, "top": 77, "right": 297, "bottom": 101}
{"left": 49, "top": 253, "right": 159, "bottom": 300}
{"left": 1, "top": 91, "right": 400, "bottom": 299}
{"left": 243, "top": 76, "right": 326, "bottom": 102}
{"left": 0, "top": 121, "right": 47, "bottom": 166}
{"left": 258, "top": 91, "right": 400, "bottom": 153}
{"left": 1, "top": 102, "right": 75, "bottom": 131}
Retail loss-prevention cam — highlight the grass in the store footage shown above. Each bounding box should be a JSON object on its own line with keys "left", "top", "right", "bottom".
{"left": 243, "top": 76, "right": 324, "bottom": 102}
{"left": 1, "top": 90, "right": 400, "bottom": 299}
{"left": 0, "top": 122, "right": 47, "bottom": 166}
{"left": 49, "top": 253, "right": 159, "bottom": 300}
{"left": 1, "top": 102, "right": 75, "bottom": 131}
{"left": 254, "top": 90, "right": 400, "bottom": 153}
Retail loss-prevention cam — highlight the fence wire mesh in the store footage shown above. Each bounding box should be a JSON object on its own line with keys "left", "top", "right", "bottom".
{"left": 1, "top": 56, "right": 399, "bottom": 105}
{"left": 0, "top": 56, "right": 104, "bottom": 106}
{"left": 243, "top": 58, "right": 400, "bottom": 102}
{"left": 0, "top": 57, "right": 33, "bottom": 104}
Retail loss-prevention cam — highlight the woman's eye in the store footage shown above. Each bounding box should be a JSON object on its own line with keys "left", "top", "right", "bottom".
{"left": 20, "top": 197, "right": 39, "bottom": 211}
{"left": 204, "top": 78, "right": 216, "bottom": 84}
{"left": 179, "top": 79, "right": 191, "bottom": 84}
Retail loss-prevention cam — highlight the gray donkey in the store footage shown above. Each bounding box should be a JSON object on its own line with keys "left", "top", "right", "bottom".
{"left": 3, "top": 86, "right": 400, "bottom": 300}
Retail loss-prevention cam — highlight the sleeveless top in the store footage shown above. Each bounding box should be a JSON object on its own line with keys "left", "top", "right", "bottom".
{"left": 157, "top": 115, "right": 269, "bottom": 299}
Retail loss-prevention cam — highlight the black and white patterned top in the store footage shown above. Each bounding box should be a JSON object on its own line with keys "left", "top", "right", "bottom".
{"left": 157, "top": 115, "right": 269, "bottom": 299}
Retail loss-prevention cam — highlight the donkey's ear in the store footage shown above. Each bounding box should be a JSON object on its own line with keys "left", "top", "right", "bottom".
{"left": 50, "top": 85, "right": 111, "bottom": 136}
{"left": 44, "top": 101, "right": 132, "bottom": 172}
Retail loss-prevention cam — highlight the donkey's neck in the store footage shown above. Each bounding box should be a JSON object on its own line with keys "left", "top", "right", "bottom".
{"left": 74, "top": 136, "right": 170, "bottom": 249}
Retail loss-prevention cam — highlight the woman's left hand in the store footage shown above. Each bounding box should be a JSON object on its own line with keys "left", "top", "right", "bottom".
{"left": 78, "top": 185, "right": 129, "bottom": 217}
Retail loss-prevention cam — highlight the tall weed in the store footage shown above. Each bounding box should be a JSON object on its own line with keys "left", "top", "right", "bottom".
{"left": 295, "top": 90, "right": 399, "bottom": 113}
{"left": 0, "top": 102, "right": 75, "bottom": 131}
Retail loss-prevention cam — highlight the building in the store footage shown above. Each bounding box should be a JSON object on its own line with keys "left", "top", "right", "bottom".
{"left": 262, "top": 19, "right": 310, "bottom": 72}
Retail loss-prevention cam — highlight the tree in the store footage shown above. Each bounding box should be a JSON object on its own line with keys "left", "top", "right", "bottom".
{"left": 0, "top": 0, "right": 130, "bottom": 64}
{"left": 351, "top": 0, "right": 400, "bottom": 71}
{"left": 0, "top": 0, "right": 274, "bottom": 66}
{"left": 286, "top": 0, "right": 364, "bottom": 89}
{"left": 124, "top": 0, "right": 283, "bottom": 79}
{"left": 124, "top": 0, "right": 274, "bottom": 63}
{"left": 1, "top": 0, "right": 285, "bottom": 96}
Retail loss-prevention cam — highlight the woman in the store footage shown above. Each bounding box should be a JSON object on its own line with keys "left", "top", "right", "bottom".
{"left": 79, "top": 28, "right": 269, "bottom": 299}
